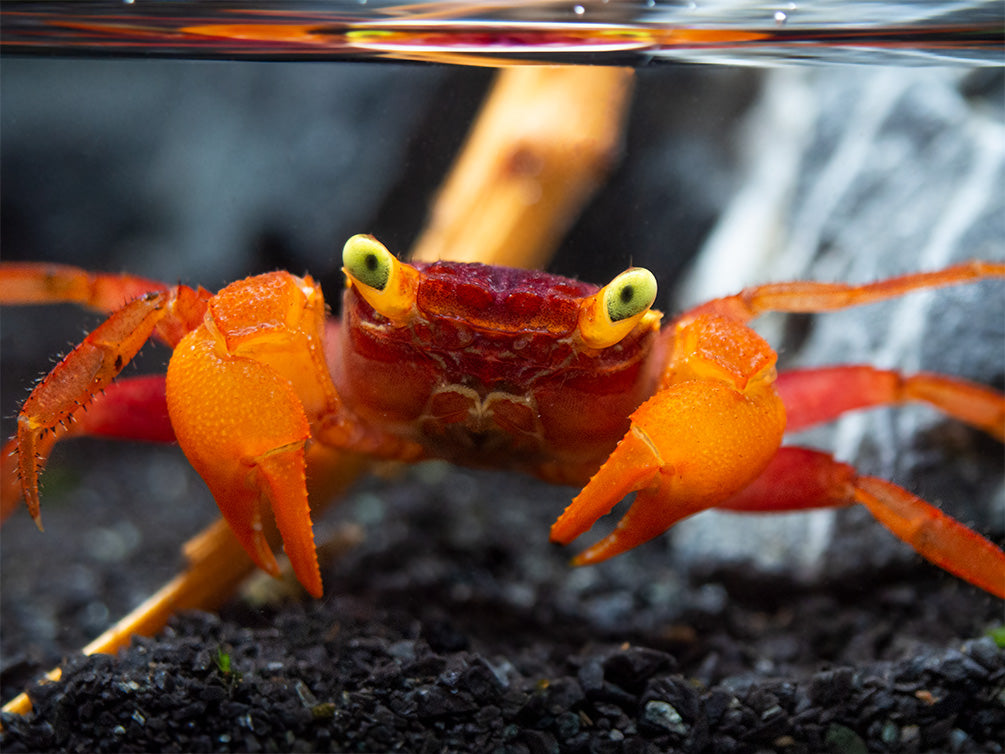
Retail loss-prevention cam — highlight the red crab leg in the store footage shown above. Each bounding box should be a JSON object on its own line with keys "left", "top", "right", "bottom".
{"left": 1, "top": 376, "right": 173, "bottom": 521}
{"left": 716, "top": 447, "right": 1005, "bottom": 599}
{"left": 777, "top": 366, "right": 1005, "bottom": 439}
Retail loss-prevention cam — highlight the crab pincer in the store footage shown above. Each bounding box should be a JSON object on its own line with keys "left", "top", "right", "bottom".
{"left": 551, "top": 314, "right": 787, "bottom": 563}
{"left": 165, "top": 273, "right": 342, "bottom": 598}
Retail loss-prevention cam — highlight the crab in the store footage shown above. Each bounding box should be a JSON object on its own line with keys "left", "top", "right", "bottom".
{"left": 3, "top": 234, "right": 1004, "bottom": 608}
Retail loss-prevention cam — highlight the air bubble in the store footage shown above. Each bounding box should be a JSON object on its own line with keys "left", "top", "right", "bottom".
{"left": 774, "top": 10, "right": 787, "bottom": 24}
{"left": 573, "top": 4, "right": 585, "bottom": 15}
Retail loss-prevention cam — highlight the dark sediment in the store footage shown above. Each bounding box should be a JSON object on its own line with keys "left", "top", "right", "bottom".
{"left": 2, "top": 463, "right": 1003, "bottom": 753}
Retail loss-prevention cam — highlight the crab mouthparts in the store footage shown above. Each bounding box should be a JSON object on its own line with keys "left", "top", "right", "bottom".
{"left": 416, "top": 384, "right": 545, "bottom": 464}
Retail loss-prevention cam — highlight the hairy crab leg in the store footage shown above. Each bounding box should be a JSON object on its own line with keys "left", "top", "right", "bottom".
{"left": 714, "top": 448, "right": 1005, "bottom": 599}
{"left": 0, "top": 262, "right": 212, "bottom": 521}
{"left": 687, "top": 261, "right": 1005, "bottom": 324}
{"left": 1, "top": 262, "right": 168, "bottom": 310}
{"left": 12, "top": 287, "right": 207, "bottom": 527}
{"left": 1, "top": 376, "right": 173, "bottom": 521}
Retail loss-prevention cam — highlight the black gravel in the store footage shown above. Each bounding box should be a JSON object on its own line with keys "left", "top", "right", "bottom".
{"left": 4, "top": 608, "right": 1003, "bottom": 754}
{"left": 2, "top": 464, "right": 1003, "bottom": 753}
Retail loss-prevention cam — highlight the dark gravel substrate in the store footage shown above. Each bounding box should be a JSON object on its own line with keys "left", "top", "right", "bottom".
{"left": 2, "top": 464, "right": 1003, "bottom": 753}
{"left": 3, "top": 605, "right": 1003, "bottom": 754}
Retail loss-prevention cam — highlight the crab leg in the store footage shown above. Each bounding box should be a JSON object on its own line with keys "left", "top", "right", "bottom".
{"left": 12, "top": 288, "right": 206, "bottom": 526}
{"left": 715, "top": 447, "right": 1005, "bottom": 599}
{"left": 777, "top": 366, "right": 1005, "bottom": 439}
{"left": 687, "top": 261, "right": 1005, "bottom": 324}
{"left": 1, "top": 262, "right": 168, "bottom": 311}
{"left": 1, "top": 262, "right": 209, "bottom": 520}
{"left": 1, "top": 376, "right": 173, "bottom": 521}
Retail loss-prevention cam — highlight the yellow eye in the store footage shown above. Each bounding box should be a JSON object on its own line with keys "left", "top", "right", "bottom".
{"left": 343, "top": 234, "right": 392, "bottom": 291}
{"left": 578, "top": 267, "right": 659, "bottom": 349}
{"left": 341, "top": 235, "right": 419, "bottom": 322}
{"left": 605, "top": 268, "right": 657, "bottom": 323}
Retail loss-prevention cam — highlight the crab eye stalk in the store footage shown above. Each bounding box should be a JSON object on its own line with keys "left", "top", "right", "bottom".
{"left": 606, "top": 269, "right": 658, "bottom": 323}
{"left": 578, "top": 267, "right": 659, "bottom": 349}
{"left": 343, "top": 235, "right": 392, "bottom": 290}
{"left": 342, "top": 235, "right": 419, "bottom": 322}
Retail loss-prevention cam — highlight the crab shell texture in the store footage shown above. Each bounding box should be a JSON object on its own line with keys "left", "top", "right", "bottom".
{"left": 334, "top": 256, "right": 666, "bottom": 486}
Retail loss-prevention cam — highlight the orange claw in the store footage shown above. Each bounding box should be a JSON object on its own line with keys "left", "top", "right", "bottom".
{"left": 166, "top": 333, "right": 318, "bottom": 596}
{"left": 164, "top": 272, "right": 340, "bottom": 599}
{"left": 551, "top": 314, "right": 787, "bottom": 563}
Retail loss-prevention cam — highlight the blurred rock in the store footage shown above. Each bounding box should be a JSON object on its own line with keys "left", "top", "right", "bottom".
{"left": 673, "top": 67, "right": 1004, "bottom": 586}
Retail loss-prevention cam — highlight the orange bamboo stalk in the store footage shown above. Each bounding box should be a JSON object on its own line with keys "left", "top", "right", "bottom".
{"left": 411, "top": 66, "right": 634, "bottom": 268}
